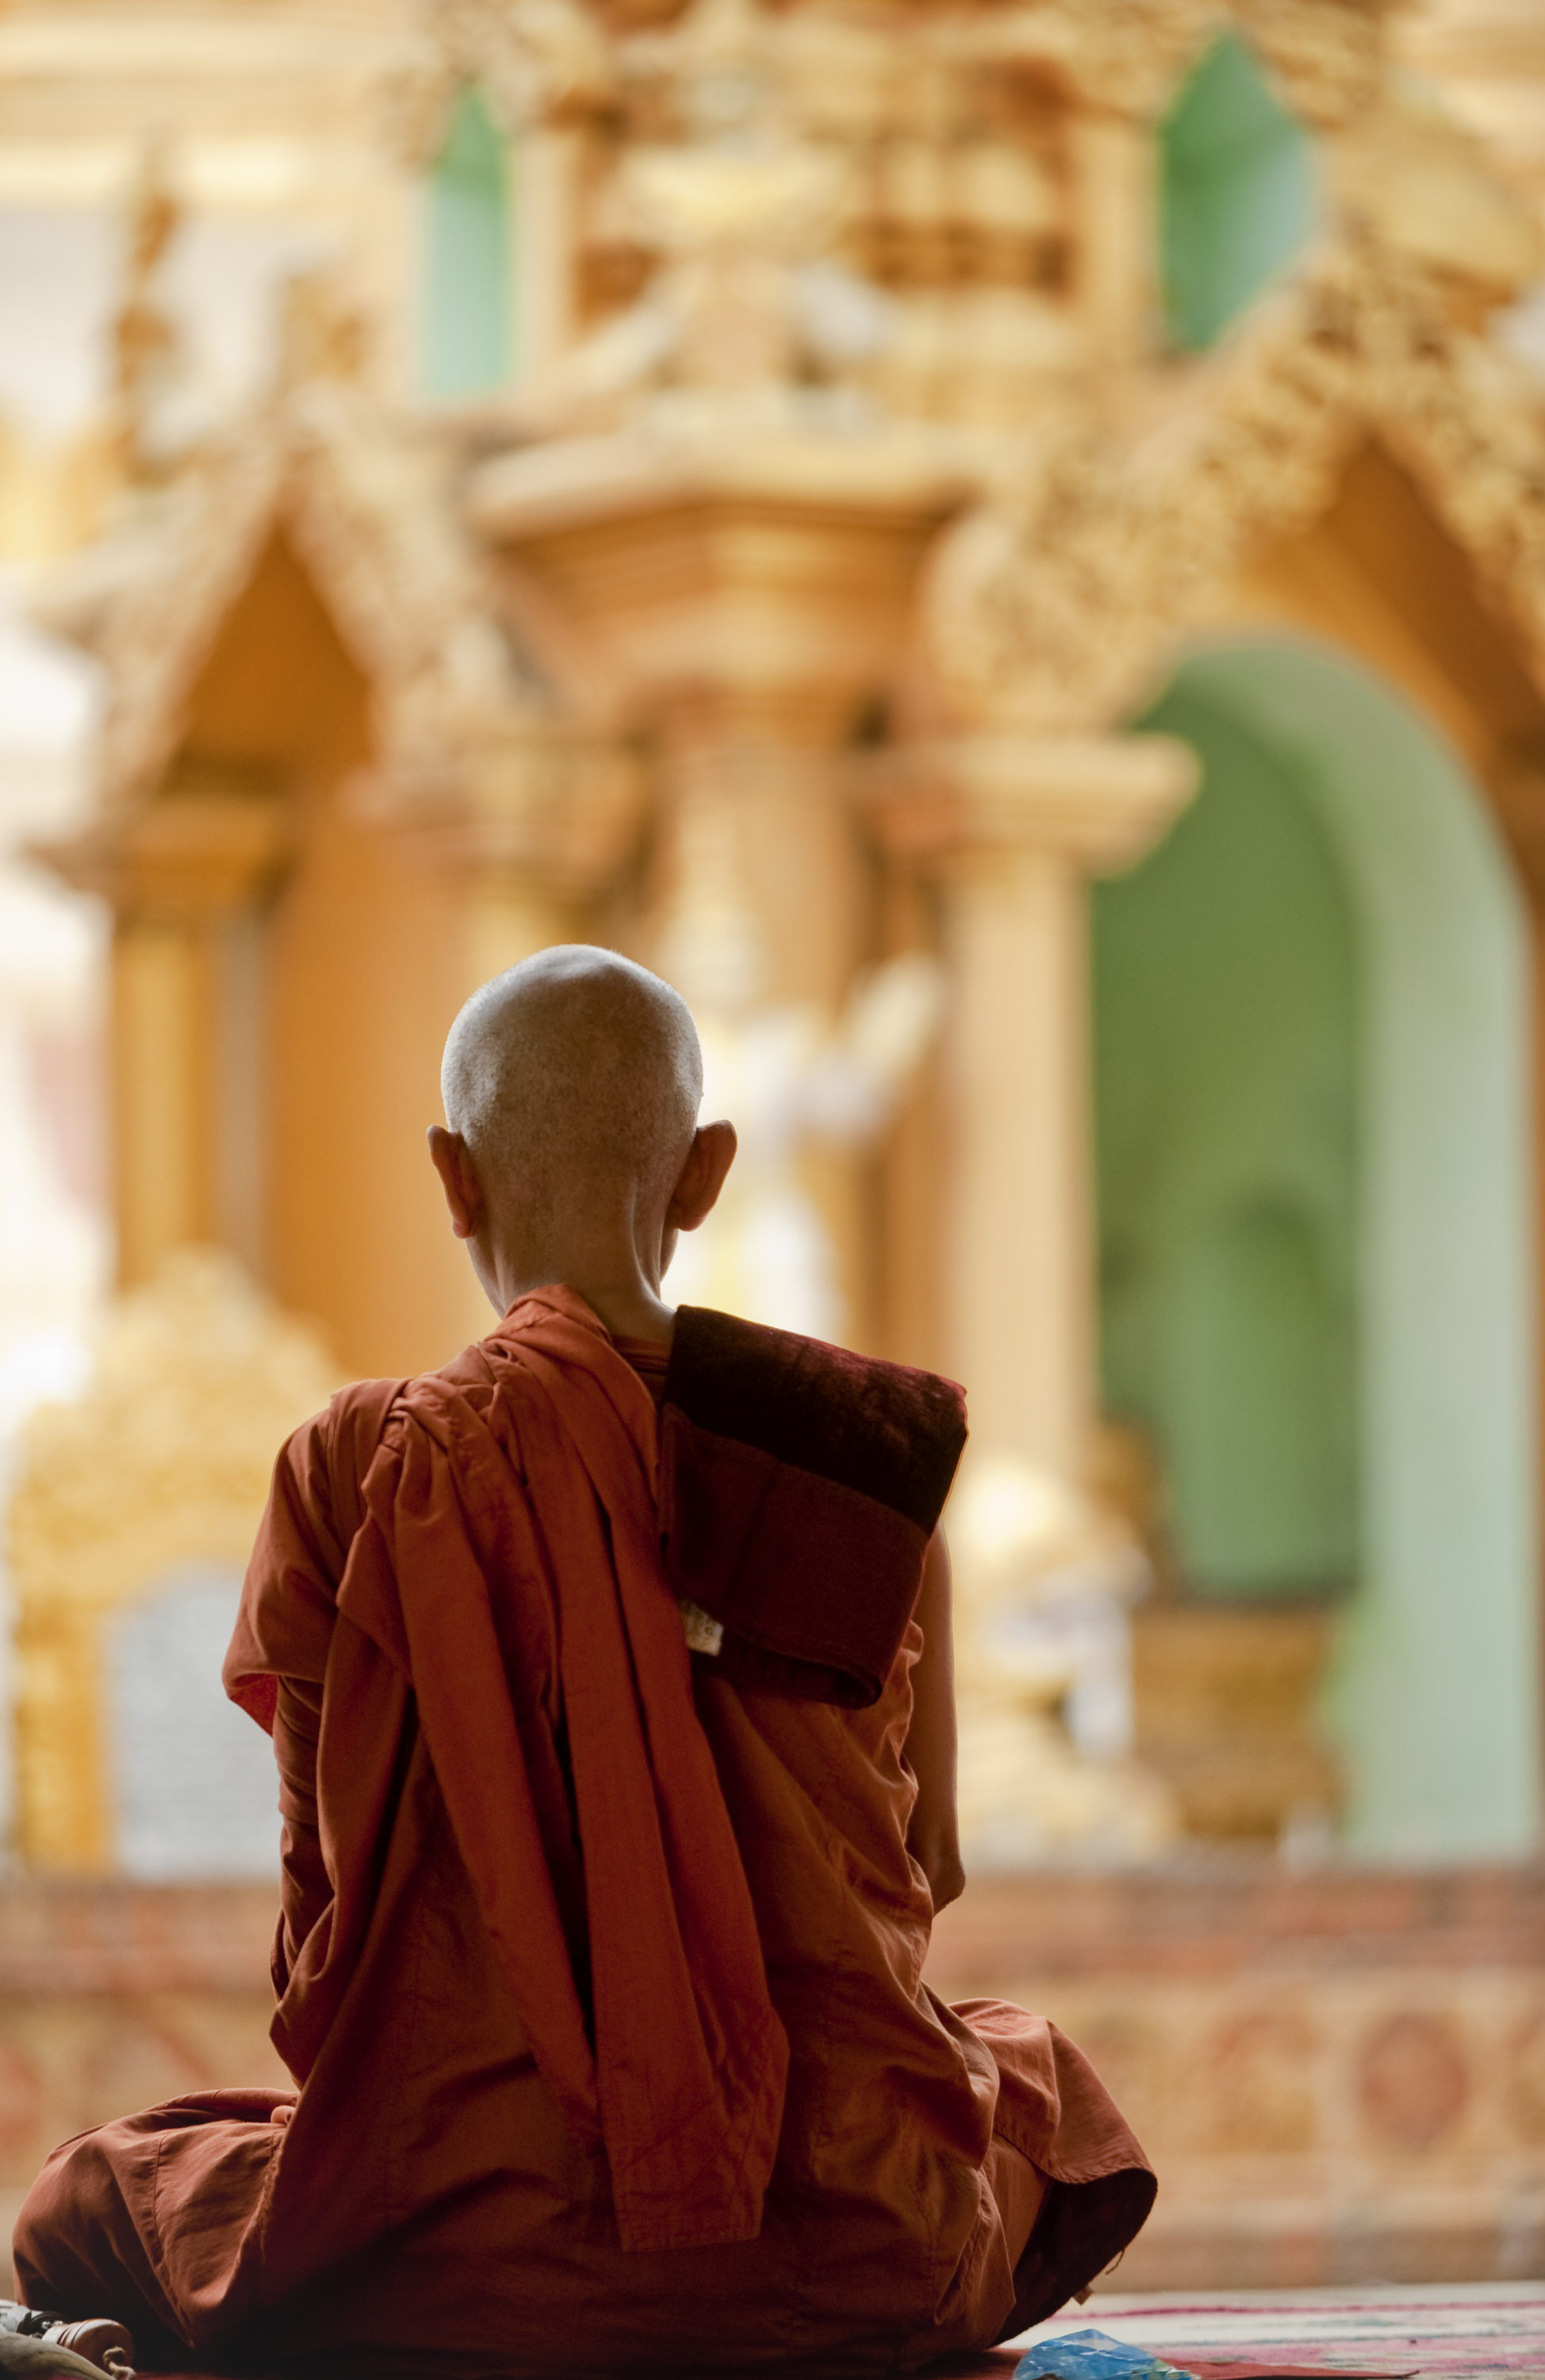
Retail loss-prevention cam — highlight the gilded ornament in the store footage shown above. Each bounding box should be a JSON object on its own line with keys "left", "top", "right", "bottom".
{"left": 10, "top": 1253, "right": 340, "bottom": 1871}
{"left": 925, "top": 231, "right": 1545, "bottom": 730}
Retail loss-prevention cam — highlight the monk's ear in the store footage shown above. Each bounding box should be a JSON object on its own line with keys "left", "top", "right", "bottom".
{"left": 668, "top": 1119, "right": 737, "bottom": 1233}
{"left": 427, "top": 1125, "right": 485, "bottom": 1241}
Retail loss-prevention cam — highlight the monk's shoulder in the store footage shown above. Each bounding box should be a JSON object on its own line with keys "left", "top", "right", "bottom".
{"left": 323, "top": 1348, "right": 495, "bottom": 1449}
{"left": 416, "top": 1333, "right": 557, "bottom": 1422}
{"left": 424, "top": 1340, "right": 499, "bottom": 1398}
{"left": 381, "top": 1338, "right": 550, "bottom": 1467}
{"left": 276, "top": 1376, "right": 412, "bottom": 1546}
{"left": 324, "top": 1375, "right": 411, "bottom": 1456}
{"left": 331, "top": 1334, "right": 567, "bottom": 1493}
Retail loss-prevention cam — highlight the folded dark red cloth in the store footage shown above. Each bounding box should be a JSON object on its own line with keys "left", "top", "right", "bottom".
{"left": 660, "top": 1305, "right": 968, "bottom": 1706}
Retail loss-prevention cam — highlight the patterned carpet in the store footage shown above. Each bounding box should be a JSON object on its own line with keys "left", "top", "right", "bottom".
{"left": 996, "top": 2285, "right": 1545, "bottom": 2378}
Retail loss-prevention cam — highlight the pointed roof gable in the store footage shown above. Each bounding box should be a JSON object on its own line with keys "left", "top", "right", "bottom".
{"left": 924, "top": 230, "right": 1545, "bottom": 732}
{"left": 40, "top": 382, "right": 546, "bottom": 816}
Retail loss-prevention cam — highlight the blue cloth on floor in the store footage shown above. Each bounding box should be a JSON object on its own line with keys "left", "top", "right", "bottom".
{"left": 1014, "top": 2331, "right": 1190, "bottom": 2380}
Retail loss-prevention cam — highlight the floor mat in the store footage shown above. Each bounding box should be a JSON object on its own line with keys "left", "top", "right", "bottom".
{"left": 930, "top": 2355, "right": 1394, "bottom": 2380}
{"left": 1005, "top": 2286, "right": 1545, "bottom": 2378}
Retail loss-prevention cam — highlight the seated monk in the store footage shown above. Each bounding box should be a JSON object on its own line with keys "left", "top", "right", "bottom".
{"left": 10, "top": 946, "right": 1156, "bottom": 2379}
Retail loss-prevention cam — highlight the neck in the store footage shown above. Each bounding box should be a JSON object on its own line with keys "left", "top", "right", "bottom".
{"left": 529, "top": 1272, "right": 677, "bottom": 1347}
{"left": 477, "top": 1215, "right": 677, "bottom": 1349}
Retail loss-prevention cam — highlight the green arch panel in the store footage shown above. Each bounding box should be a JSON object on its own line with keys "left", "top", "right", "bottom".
{"left": 1098, "top": 640, "right": 1541, "bottom": 1860}
{"left": 1162, "top": 1200, "right": 1356, "bottom": 1594}
{"left": 423, "top": 85, "right": 512, "bottom": 402}
{"left": 1158, "top": 31, "right": 1317, "bottom": 351}
{"left": 1095, "top": 676, "right": 1359, "bottom": 1597}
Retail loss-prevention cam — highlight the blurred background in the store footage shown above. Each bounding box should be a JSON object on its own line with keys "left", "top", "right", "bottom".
{"left": 2, "top": 0, "right": 1544, "bottom": 2297}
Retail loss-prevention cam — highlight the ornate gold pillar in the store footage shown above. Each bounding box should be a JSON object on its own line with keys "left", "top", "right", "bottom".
{"left": 354, "top": 722, "right": 647, "bottom": 996}
{"left": 470, "top": 444, "right": 966, "bottom": 937}
{"left": 650, "top": 702, "right": 865, "bottom": 1011}
{"left": 111, "top": 918, "right": 218, "bottom": 1276}
{"left": 1072, "top": 111, "right": 1160, "bottom": 378}
{"left": 873, "top": 735, "right": 1196, "bottom": 1479}
{"left": 11, "top": 1253, "right": 338, "bottom": 1871}
{"left": 467, "top": 434, "right": 969, "bottom": 1334}
{"left": 41, "top": 777, "right": 290, "bottom": 1287}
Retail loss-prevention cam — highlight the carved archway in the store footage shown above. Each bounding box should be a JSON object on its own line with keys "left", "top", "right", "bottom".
{"left": 1100, "top": 639, "right": 1539, "bottom": 1860}
{"left": 922, "top": 233, "right": 1545, "bottom": 743}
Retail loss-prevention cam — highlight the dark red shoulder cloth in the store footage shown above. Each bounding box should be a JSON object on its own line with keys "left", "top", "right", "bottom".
{"left": 658, "top": 1305, "right": 968, "bottom": 1706}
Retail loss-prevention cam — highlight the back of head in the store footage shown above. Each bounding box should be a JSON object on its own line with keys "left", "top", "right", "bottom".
{"left": 441, "top": 946, "right": 703, "bottom": 1228}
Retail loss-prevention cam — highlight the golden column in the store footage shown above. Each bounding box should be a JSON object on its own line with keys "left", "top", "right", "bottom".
{"left": 467, "top": 432, "right": 970, "bottom": 1336}
{"left": 355, "top": 720, "right": 647, "bottom": 998}
{"left": 469, "top": 434, "right": 968, "bottom": 988}
{"left": 873, "top": 735, "right": 1196, "bottom": 1481}
{"left": 42, "top": 774, "right": 290, "bottom": 1287}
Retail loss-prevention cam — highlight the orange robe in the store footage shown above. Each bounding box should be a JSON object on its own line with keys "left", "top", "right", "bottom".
{"left": 13, "top": 1290, "right": 1153, "bottom": 2377}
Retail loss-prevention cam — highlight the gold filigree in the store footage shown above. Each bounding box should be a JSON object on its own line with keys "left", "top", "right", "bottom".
{"left": 10, "top": 1252, "right": 340, "bottom": 1871}
{"left": 376, "top": 0, "right": 614, "bottom": 167}
{"left": 1240, "top": 0, "right": 1386, "bottom": 129}
{"left": 925, "top": 232, "right": 1545, "bottom": 731}
{"left": 37, "top": 382, "right": 548, "bottom": 820}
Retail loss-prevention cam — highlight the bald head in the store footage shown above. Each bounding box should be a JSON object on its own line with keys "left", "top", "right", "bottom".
{"left": 441, "top": 946, "right": 703, "bottom": 1227}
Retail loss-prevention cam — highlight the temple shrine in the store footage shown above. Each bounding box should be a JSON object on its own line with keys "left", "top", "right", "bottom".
{"left": 2, "top": 0, "right": 1544, "bottom": 2291}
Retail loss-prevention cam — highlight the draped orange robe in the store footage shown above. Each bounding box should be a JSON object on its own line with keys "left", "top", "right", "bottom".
{"left": 13, "top": 1290, "right": 1153, "bottom": 2378}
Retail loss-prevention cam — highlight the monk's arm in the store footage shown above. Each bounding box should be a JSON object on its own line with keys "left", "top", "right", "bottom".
{"left": 903, "top": 1528, "right": 965, "bottom": 1911}
{"left": 273, "top": 1678, "right": 329, "bottom": 1995}
{"left": 228, "top": 1417, "right": 342, "bottom": 1998}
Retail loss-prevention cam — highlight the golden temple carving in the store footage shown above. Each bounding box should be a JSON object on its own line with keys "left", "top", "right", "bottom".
{"left": 40, "top": 381, "right": 541, "bottom": 820}
{"left": 378, "top": 0, "right": 614, "bottom": 165}
{"left": 10, "top": 1252, "right": 339, "bottom": 1871}
{"left": 924, "top": 229, "right": 1545, "bottom": 731}
{"left": 14, "top": 0, "right": 1545, "bottom": 1871}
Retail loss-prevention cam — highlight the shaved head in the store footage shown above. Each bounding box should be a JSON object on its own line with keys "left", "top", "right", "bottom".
{"left": 441, "top": 946, "right": 703, "bottom": 1226}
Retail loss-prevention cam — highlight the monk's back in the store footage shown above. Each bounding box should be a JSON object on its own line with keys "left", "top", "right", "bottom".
{"left": 225, "top": 1304, "right": 1131, "bottom": 2373}
{"left": 12, "top": 949, "right": 1153, "bottom": 2378}
{"left": 247, "top": 1316, "right": 965, "bottom": 2368}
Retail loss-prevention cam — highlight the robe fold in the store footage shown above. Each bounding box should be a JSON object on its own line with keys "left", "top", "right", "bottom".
{"left": 13, "top": 1288, "right": 1155, "bottom": 2378}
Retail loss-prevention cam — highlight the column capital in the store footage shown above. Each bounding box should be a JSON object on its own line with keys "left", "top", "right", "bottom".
{"left": 468, "top": 425, "right": 968, "bottom": 732}
{"left": 865, "top": 733, "right": 1198, "bottom": 875}
{"left": 351, "top": 726, "right": 646, "bottom": 904}
{"left": 37, "top": 767, "right": 291, "bottom": 923}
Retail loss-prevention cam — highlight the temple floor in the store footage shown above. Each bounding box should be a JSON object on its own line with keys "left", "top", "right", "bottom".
{"left": 127, "top": 2285, "right": 1545, "bottom": 2380}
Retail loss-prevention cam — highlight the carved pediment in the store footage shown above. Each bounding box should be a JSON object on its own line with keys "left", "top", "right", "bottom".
{"left": 924, "top": 233, "right": 1545, "bottom": 732}
{"left": 36, "top": 383, "right": 552, "bottom": 819}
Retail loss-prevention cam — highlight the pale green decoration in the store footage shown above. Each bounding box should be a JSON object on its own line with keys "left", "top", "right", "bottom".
{"left": 1162, "top": 1202, "right": 1357, "bottom": 1587}
{"left": 1158, "top": 31, "right": 1317, "bottom": 351}
{"left": 1097, "top": 641, "right": 1540, "bottom": 1860}
{"left": 424, "top": 85, "right": 512, "bottom": 401}
{"left": 1096, "top": 674, "right": 1359, "bottom": 1598}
